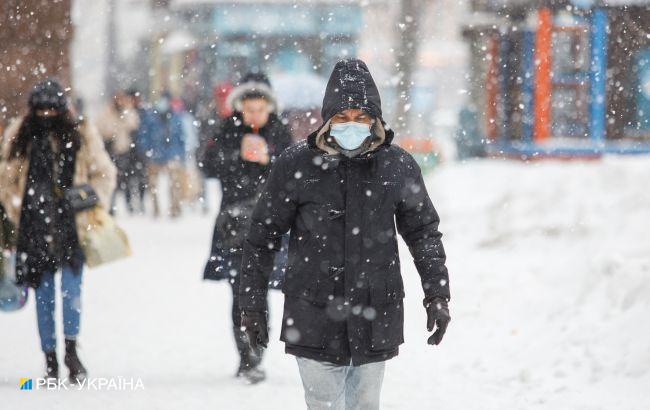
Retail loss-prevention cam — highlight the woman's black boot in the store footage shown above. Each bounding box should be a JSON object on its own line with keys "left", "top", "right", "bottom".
{"left": 44, "top": 350, "right": 58, "bottom": 379}
{"left": 64, "top": 338, "right": 87, "bottom": 384}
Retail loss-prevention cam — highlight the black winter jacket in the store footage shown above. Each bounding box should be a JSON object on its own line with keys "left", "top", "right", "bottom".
{"left": 240, "top": 133, "right": 450, "bottom": 365}
{"left": 200, "top": 113, "right": 292, "bottom": 209}
{"left": 240, "top": 58, "right": 450, "bottom": 366}
{"left": 202, "top": 112, "right": 292, "bottom": 280}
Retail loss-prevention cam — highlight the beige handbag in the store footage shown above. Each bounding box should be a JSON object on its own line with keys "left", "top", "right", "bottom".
{"left": 76, "top": 206, "right": 131, "bottom": 268}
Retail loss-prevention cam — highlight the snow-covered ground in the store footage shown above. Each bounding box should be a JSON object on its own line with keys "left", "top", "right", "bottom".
{"left": 1, "top": 156, "right": 649, "bottom": 409}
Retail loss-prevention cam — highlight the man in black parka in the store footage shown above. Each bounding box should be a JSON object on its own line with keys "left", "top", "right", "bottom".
{"left": 240, "top": 59, "right": 451, "bottom": 409}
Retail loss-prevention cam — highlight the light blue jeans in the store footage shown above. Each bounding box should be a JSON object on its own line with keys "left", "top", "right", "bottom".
{"left": 35, "top": 266, "right": 83, "bottom": 352}
{"left": 296, "top": 357, "right": 386, "bottom": 410}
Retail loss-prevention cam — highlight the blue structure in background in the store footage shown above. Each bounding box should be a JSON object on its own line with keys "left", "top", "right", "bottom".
{"left": 497, "top": 35, "right": 511, "bottom": 141}
{"left": 588, "top": 8, "right": 607, "bottom": 145}
{"left": 521, "top": 31, "right": 535, "bottom": 143}
{"left": 635, "top": 49, "right": 650, "bottom": 132}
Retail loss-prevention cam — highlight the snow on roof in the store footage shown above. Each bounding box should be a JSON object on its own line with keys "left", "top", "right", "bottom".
{"left": 601, "top": 0, "right": 650, "bottom": 5}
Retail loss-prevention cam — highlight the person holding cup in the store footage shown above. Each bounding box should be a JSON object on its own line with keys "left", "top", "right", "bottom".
{"left": 201, "top": 72, "right": 292, "bottom": 383}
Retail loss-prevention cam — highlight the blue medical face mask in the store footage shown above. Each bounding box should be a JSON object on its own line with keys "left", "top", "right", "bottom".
{"left": 329, "top": 121, "right": 371, "bottom": 151}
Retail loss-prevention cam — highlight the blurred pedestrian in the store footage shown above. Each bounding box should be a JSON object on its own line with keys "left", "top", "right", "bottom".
{"left": 238, "top": 59, "right": 451, "bottom": 409}
{"left": 0, "top": 202, "right": 14, "bottom": 276}
{"left": 95, "top": 91, "right": 139, "bottom": 214}
{"left": 143, "top": 92, "right": 186, "bottom": 218}
{"left": 201, "top": 72, "right": 292, "bottom": 383}
{"left": 127, "top": 88, "right": 156, "bottom": 214}
{"left": 0, "top": 78, "right": 116, "bottom": 383}
{"left": 172, "top": 96, "right": 201, "bottom": 211}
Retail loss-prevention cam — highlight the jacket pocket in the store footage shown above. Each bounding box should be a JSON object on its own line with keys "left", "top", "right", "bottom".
{"left": 368, "top": 281, "right": 405, "bottom": 352}
{"left": 280, "top": 295, "right": 328, "bottom": 349}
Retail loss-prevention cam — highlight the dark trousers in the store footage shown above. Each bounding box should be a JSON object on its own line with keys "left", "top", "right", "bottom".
{"left": 111, "top": 150, "right": 148, "bottom": 214}
{"left": 225, "top": 257, "right": 266, "bottom": 369}
{"left": 228, "top": 268, "right": 244, "bottom": 328}
{"left": 110, "top": 153, "right": 132, "bottom": 212}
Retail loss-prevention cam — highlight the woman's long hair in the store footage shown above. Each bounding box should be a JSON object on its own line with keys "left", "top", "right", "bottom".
{"left": 9, "top": 109, "right": 81, "bottom": 159}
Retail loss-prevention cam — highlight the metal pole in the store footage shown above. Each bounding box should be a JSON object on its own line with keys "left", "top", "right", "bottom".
{"left": 105, "top": 0, "right": 118, "bottom": 97}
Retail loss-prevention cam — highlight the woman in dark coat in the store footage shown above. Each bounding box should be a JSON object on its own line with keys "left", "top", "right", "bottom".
{"left": 0, "top": 79, "right": 116, "bottom": 383}
{"left": 201, "top": 72, "right": 292, "bottom": 382}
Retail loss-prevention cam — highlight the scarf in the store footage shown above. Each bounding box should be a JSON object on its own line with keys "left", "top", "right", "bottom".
{"left": 15, "top": 124, "right": 80, "bottom": 288}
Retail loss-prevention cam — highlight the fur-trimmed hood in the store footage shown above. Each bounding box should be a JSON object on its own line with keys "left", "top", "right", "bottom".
{"left": 226, "top": 73, "right": 278, "bottom": 113}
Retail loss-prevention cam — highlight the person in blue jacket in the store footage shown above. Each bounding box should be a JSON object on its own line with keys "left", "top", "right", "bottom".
{"left": 141, "top": 92, "right": 187, "bottom": 218}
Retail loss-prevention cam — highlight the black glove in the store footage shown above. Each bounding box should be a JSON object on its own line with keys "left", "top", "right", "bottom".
{"left": 241, "top": 310, "right": 269, "bottom": 349}
{"left": 424, "top": 297, "right": 451, "bottom": 345}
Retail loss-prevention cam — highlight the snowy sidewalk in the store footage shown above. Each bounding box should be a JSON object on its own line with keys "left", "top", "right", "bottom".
{"left": 1, "top": 157, "right": 649, "bottom": 409}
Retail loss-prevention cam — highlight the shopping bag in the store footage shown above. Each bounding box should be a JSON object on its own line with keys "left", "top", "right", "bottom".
{"left": 76, "top": 206, "right": 132, "bottom": 268}
{"left": 0, "top": 250, "right": 29, "bottom": 312}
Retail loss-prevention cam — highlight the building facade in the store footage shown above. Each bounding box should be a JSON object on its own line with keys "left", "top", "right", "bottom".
{"left": 460, "top": 0, "right": 650, "bottom": 157}
{"left": 0, "top": 0, "right": 73, "bottom": 126}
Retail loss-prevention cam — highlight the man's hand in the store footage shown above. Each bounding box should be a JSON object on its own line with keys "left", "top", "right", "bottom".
{"left": 425, "top": 297, "right": 450, "bottom": 345}
{"left": 241, "top": 310, "right": 269, "bottom": 349}
{"left": 240, "top": 134, "right": 269, "bottom": 165}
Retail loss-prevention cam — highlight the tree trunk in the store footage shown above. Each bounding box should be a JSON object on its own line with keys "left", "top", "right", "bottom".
{"left": 394, "top": 0, "right": 427, "bottom": 137}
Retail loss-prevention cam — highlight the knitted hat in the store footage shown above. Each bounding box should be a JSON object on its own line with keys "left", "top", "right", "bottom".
{"left": 28, "top": 78, "right": 68, "bottom": 112}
